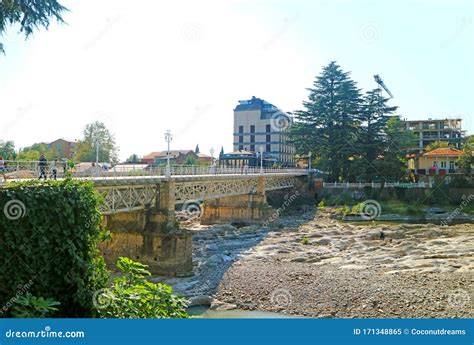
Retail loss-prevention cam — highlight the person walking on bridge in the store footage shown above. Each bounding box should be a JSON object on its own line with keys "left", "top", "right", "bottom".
{"left": 38, "top": 154, "right": 48, "bottom": 180}
{"left": 0, "top": 156, "right": 7, "bottom": 182}
{"left": 51, "top": 159, "right": 58, "bottom": 180}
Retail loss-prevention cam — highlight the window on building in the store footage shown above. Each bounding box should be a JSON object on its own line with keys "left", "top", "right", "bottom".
{"left": 250, "top": 125, "right": 255, "bottom": 133}
{"left": 239, "top": 136, "right": 243, "bottom": 143}
{"left": 250, "top": 145, "right": 255, "bottom": 152}
{"left": 449, "top": 161, "right": 455, "bottom": 171}
{"left": 440, "top": 161, "right": 447, "bottom": 168}
{"left": 239, "top": 126, "right": 243, "bottom": 133}
{"left": 250, "top": 135, "right": 255, "bottom": 143}
{"left": 239, "top": 145, "right": 244, "bottom": 151}
{"left": 266, "top": 124, "right": 271, "bottom": 132}
{"left": 266, "top": 144, "right": 271, "bottom": 152}
{"left": 266, "top": 134, "right": 271, "bottom": 142}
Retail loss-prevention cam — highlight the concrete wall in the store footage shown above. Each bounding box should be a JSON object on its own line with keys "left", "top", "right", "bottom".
{"left": 201, "top": 194, "right": 272, "bottom": 225}
{"left": 100, "top": 210, "right": 193, "bottom": 276}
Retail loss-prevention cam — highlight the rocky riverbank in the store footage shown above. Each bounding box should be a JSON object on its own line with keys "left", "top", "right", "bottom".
{"left": 154, "top": 208, "right": 473, "bottom": 318}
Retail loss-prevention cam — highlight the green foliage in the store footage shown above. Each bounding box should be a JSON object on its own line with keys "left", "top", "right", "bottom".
{"left": 126, "top": 154, "right": 141, "bottom": 163}
{"left": 184, "top": 155, "right": 197, "bottom": 166}
{"left": 0, "top": 140, "right": 16, "bottom": 159}
{"left": 16, "top": 142, "right": 62, "bottom": 160}
{"left": 0, "top": 179, "right": 109, "bottom": 317}
{"left": 95, "top": 257, "right": 189, "bottom": 319}
{"left": 74, "top": 121, "right": 119, "bottom": 164}
{"left": 290, "top": 61, "right": 362, "bottom": 182}
{"left": 11, "top": 293, "right": 60, "bottom": 318}
{"left": 426, "top": 140, "right": 450, "bottom": 151}
{"left": 334, "top": 205, "right": 351, "bottom": 215}
{"left": 0, "top": 0, "right": 67, "bottom": 54}
{"left": 317, "top": 199, "right": 326, "bottom": 209}
{"left": 457, "top": 135, "right": 474, "bottom": 174}
{"left": 300, "top": 237, "right": 310, "bottom": 245}
{"left": 322, "top": 191, "right": 355, "bottom": 207}
{"left": 448, "top": 176, "right": 473, "bottom": 188}
{"left": 290, "top": 62, "right": 414, "bottom": 183}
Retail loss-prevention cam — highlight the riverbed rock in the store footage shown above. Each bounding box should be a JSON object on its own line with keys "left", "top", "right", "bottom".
{"left": 189, "top": 295, "right": 213, "bottom": 307}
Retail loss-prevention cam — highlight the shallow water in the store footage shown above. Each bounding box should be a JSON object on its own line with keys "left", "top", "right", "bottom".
{"left": 188, "top": 306, "right": 295, "bottom": 318}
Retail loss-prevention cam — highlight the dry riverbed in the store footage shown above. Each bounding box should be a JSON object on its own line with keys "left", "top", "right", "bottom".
{"left": 157, "top": 209, "right": 473, "bottom": 318}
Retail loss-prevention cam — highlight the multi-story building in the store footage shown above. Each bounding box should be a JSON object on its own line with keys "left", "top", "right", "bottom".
{"left": 404, "top": 118, "right": 465, "bottom": 152}
{"left": 232, "top": 96, "right": 295, "bottom": 166}
{"left": 47, "top": 138, "right": 77, "bottom": 159}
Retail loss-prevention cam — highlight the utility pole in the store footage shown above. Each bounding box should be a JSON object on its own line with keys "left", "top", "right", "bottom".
{"left": 164, "top": 130, "right": 173, "bottom": 178}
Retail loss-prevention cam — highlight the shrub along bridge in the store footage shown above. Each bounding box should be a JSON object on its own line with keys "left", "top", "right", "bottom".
{"left": 1, "top": 162, "right": 308, "bottom": 276}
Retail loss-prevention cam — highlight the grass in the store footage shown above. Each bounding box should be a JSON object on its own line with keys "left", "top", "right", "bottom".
{"left": 300, "top": 237, "right": 310, "bottom": 245}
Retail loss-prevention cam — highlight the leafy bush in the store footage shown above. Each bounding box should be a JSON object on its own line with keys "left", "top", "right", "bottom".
{"left": 394, "top": 187, "right": 406, "bottom": 201}
{"left": 317, "top": 199, "right": 326, "bottom": 209}
{"left": 11, "top": 294, "right": 60, "bottom": 318}
{"left": 0, "top": 179, "right": 109, "bottom": 317}
{"left": 448, "top": 177, "right": 474, "bottom": 188}
{"left": 300, "top": 237, "right": 310, "bottom": 245}
{"left": 94, "top": 257, "right": 189, "bottom": 318}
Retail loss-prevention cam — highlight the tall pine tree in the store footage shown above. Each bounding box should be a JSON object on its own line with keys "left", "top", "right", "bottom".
{"left": 291, "top": 61, "right": 362, "bottom": 181}
{"left": 353, "top": 89, "right": 398, "bottom": 181}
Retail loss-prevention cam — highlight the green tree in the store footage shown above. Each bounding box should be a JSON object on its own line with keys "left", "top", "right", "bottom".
{"left": 74, "top": 121, "right": 119, "bottom": 163}
{"left": 457, "top": 135, "right": 474, "bottom": 174}
{"left": 372, "top": 116, "right": 415, "bottom": 184}
{"left": 126, "top": 154, "right": 141, "bottom": 163}
{"left": 426, "top": 140, "right": 449, "bottom": 151}
{"left": 0, "top": 140, "right": 16, "bottom": 159}
{"left": 194, "top": 144, "right": 200, "bottom": 154}
{"left": 353, "top": 89, "right": 398, "bottom": 181}
{"left": 16, "top": 142, "right": 55, "bottom": 160}
{"left": 290, "top": 61, "right": 362, "bottom": 181}
{"left": 0, "top": 0, "right": 67, "bottom": 53}
{"left": 184, "top": 155, "right": 197, "bottom": 166}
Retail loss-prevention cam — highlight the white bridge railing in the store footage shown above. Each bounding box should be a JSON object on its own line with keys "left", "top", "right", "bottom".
{"left": 323, "top": 181, "right": 432, "bottom": 189}
{"left": 0, "top": 160, "right": 307, "bottom": 181}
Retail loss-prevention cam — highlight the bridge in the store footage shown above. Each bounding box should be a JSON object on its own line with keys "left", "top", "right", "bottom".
{"left": 1, "top": 161, "right": 308, "bottom": 276}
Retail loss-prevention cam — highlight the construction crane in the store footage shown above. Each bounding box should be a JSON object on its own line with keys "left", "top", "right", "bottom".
{"left": 373, "top": 74, "right": 394, "bottom": 98}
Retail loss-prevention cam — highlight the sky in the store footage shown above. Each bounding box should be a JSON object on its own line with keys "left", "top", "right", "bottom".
{"left": 0, "top": 0, "right": 472, "bottom": 161}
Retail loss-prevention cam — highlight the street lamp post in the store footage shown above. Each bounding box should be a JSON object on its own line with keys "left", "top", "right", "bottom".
{"left": 210, "top": 148, "right": 215, "bottom": 174}
{"left": 94, "top": 139, "right": 99, "bottom": 165}
{"left": 308, "top": 151, "right": 312, "bottom": 172}
{"left": 164, "top": 130, "right": 173, "bottom": 178}
{"left": 259, "top": 146, "right": 264, "bottom": 174}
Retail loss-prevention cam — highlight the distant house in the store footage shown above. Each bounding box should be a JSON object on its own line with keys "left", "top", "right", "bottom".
{"left": 142, "top": 150, "right": 199, "bottom": 165}
{"left": 196, "top": 153, "right": 212, "bottom": 164}
{"left": 408, "top": 147, "right": 463, "bottom": 176}
{"left": 48, "top": 139, "right": 77, "bottom": 159}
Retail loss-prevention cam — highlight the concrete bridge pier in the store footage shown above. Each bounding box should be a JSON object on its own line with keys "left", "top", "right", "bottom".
{"left": 201, "top": 176, "right": 273, "bottom": 225}
{"left": 100, "top": 180, "right": 193, "bottom": 277}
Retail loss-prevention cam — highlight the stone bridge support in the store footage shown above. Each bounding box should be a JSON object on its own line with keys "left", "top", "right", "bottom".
{"left": 200, "top": 176, "right": 272, "bottom": 225}
{"left": 99, "top": 180, "right": 193, "bottom": 277}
